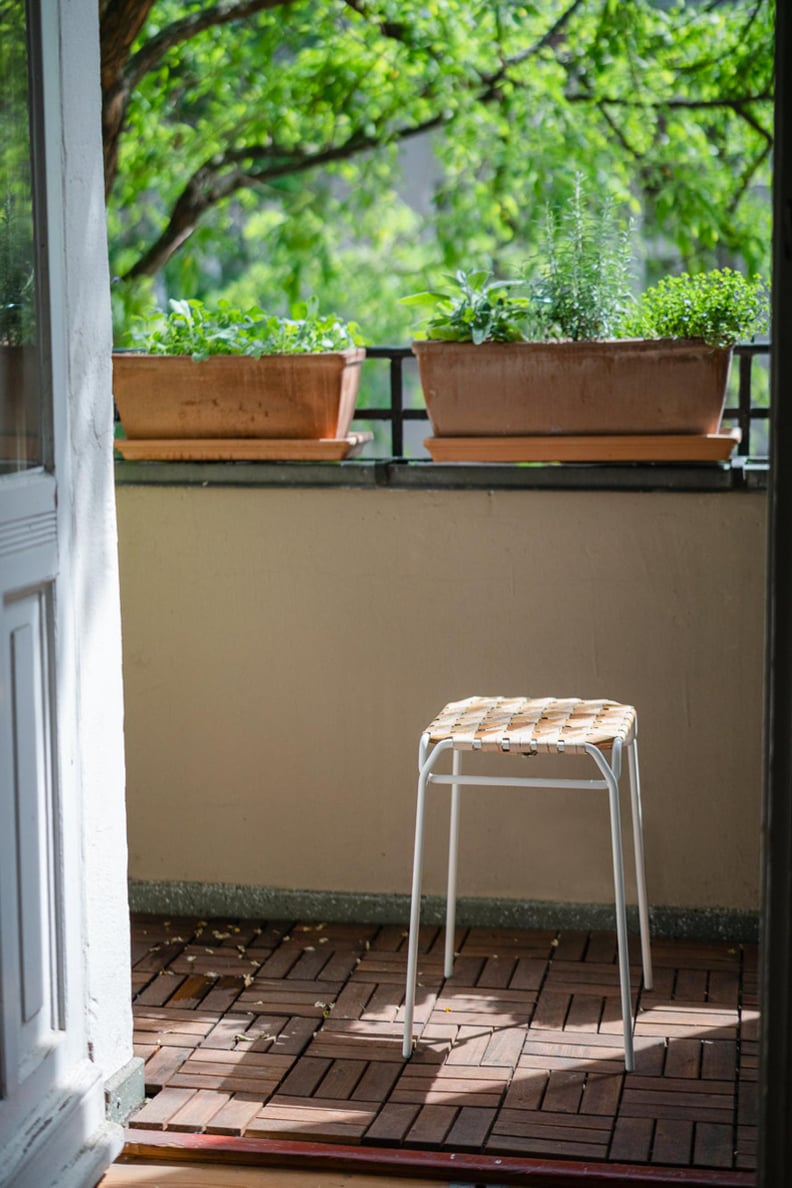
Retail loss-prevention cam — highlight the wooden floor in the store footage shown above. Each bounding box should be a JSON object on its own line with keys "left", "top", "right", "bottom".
{"left": 100, "top": 1163, "right": 448, "bottom": 1187}
{"left": 123, "top": 913, "right": 758, "bottom": 1177}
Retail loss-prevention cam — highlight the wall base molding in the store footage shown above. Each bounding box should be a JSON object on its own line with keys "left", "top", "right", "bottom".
{"left": 128, "top": 880, "right": 759, "bottom": 944}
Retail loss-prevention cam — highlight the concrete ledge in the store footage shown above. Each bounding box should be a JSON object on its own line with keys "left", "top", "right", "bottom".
{"left": 115, "top": 457, "right": 766, "bottom": 492}
{"left": 129, "top": 880, "right": 759, "bottom": 944}
{"left": 104, "top": 1057, "right": 145, "bottom": 1124}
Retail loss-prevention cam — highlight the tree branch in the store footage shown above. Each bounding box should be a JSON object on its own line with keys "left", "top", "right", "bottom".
{"left": 479, "top": 0, "right": 588, "bottom": 98}
{"left": 728, "top": 140, "right": 773, "bottom": 214}
{"left": 597, "top": 102, "right": 642, "bottom": 160}
{"left": 119, "top": 1, "right": 594, "bottom": 278}
{"left": 122, "top": 111, "right": 449, "bottom": 279}
{"left": 569, "top": 90, "right": 772, "bottom": 111}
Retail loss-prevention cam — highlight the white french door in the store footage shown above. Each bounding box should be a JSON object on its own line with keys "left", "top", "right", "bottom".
{"left": 0, "top": 4, "right": 111, "bottom": 1184}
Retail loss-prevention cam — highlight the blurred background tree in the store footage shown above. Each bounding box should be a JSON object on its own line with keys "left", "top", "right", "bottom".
{"left": 101, "top": 0, "right": 774, "bottom": 343}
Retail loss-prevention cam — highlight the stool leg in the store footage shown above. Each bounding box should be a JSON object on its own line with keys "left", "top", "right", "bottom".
{"left": 403, "top": 739, "right": 451, "bottom": 1059}
{"left": 444, "top": 748, "right": 462, "bottom": 979}
{"left": 586, "top": 742, "right": 635, "bottom": 1072}
{"left": 627, "top": 738, "right": 653, "bottom": 991}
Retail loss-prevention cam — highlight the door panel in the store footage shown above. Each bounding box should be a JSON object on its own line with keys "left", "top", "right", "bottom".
{"left": 0, "top": 582, "right": 62, "bottom": 1098}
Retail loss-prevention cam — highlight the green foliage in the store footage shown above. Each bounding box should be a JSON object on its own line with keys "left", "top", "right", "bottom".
{"left": 402, "top": 184, "right": 770, "bottom": 347}
{"left": 402, "top": 270, "right": 531, "bottom": 344}
{"left": 623, "top": 269, "right": 769, "bottom": 347}
{"left": 129, "top": 298, "right": 364, "bottom": 360}
{"left": 0, "top": 196, "right": 34, "bottom": 346}
{"left": 525, "top": 178, "right": 634, "bottom": 341}
{"left": 104, "top": 1, "right": 774, "bottom": 342}
{"left": 0, "top": 4, "right": 36, "bottom": 346}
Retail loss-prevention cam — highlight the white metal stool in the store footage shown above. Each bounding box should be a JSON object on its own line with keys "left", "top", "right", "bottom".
{"left": 402, "top": 696, "right": 653, "bottom": 1072}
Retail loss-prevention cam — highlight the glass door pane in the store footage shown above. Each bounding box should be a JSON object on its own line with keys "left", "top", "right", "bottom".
{"left": 0, "top": 0, "right": 41, "bottom": 473}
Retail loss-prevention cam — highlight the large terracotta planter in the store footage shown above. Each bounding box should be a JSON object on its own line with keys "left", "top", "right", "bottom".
{"left": 412, "top": 339, "right": 732, "bottom": 437}
{"left": 113, "top": 348, "right": 365, "bottom": 441}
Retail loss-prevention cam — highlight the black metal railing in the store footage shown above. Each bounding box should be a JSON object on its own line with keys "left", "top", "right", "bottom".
{"left": 354, "top": 342, "right": 772, "bottom": 461}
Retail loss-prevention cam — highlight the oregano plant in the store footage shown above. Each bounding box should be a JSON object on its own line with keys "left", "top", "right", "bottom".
{"left": 621, "top": 269, "right": 769, "bottom": 348}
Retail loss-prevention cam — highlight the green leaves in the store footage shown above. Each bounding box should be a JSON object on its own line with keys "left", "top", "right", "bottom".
{"left": 400, "top": 192, "right": 770, "bottom": 348}
{"left": 130, "top": 297, "right": 364, "bottom": 358}
{"left": 401, "top": 269, "right": 531, "bottom": 343}
{"left": 623, "top": 269, "right": 769, "bottom": 348}
{"left": 105, "top": 0, "right": 774, "bottom": 343}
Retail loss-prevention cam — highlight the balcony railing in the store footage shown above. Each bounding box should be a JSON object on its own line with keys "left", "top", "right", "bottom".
{"left": 355, "top": 342, "right": 771, "bottom": 461}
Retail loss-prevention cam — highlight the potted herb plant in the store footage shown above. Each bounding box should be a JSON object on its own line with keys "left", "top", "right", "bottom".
{"left": 403, "top": 185, "right": 768, "bottom": 461}
{"left": 113, "top": 298, "right": 368, "bottom": 460}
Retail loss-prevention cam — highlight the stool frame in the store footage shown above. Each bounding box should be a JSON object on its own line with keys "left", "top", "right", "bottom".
{"left": 402, "top": 727, "right": 653, "bottom": 1071}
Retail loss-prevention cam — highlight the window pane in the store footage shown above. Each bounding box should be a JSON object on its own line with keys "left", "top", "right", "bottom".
{"left": 0, "top": 0, "right": 40, "bottom": 473}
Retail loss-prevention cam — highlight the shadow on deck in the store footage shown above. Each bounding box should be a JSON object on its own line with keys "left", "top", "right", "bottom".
{"left": 124, "top": 913, "right": 758, "bottom": 1183}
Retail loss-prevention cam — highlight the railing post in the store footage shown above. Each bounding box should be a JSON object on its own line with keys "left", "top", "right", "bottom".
{"left": 389, "top": 352, "right": 404, "bottom": 459}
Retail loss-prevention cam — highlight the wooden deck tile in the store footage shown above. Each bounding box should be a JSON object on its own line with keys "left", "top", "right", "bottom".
{"left": 363, "top": 1102, "right": 420, "bottom": 1144}
{"left": 246, "top": 1096, "right": 378, "bottom": 1143}
{"left": 135, "top": 973, "right": 188, "bottom": 1007}
{"left": 168, "top": 974, "right": 216, "bottom": 1009}
{"left": 171, "top": 947, "right": 260, "bottom": 976}
{"left": 315, "top": 1058, "right": 367, "bottom": 1099}
{"left": 260, "top": 1016, "right": 317, "bottom": 1056}
{"left": 277, "top": 1056, "right": 331, "bottom": 1097}
{"left": 652, "top": 1117, "right": 694, "bottom": 1165}
{"left": 663, "top": 1037, "right": 702, "bottom": 1078}
{"left": 564, "top": 993, "right": 604, "bottom": 1032}
{"left": 701, "top": 1039, "right": 737, "bottom": 1081}
{"left": 167, "top": 1089, "right": 231, "bottom": 1133}
{"left": 351, "top": 1060, "right": 402, "bottom": 1103}
{"left": 477, "top": 957, "right": 517, "bottom": 988}
{"left": 503, "top": 1066, "right": 547, "bottom": 1111}
{"left": 459, "top": 928, "right": 555, "bottom": 956}
{"left": 370, "top": 925, "right": 408, "bottom": 952}
{"left": 446, "top": 1105, "right": 498, "bottom": 1150}
{"left": 203, "top": 1092, "right": 265, "bottom": 1136}
{"left": 200, "top": 1014, "right": 260, "bottom": 1050}
{"left": 404, "top": 1103, "right": 458, "bottom": 1147}
{"left": 130, "top": 1087, "right": 198, "bottom": 1130}
{"left": 199, "top": 977, "right": 246, "bottom": 1013}
{"left": 489, "top": 1109, "right": 611, "bottom": 1159}
{"left": 620, "top": 1091, "right": 733, "bottom": 1125}
{"left": 141, "top": 1044, "right": 190, "bottom": 1091}
{"left": 541, "top": 1069, "right": 586, "bottom": 1114}
{"left": 445, "top": 1024, "right": 491, "bottom": 1066}
{"left": 580, "top": 1070, "right": 623, "bottom": 1116}
{"left": 530, "top": 989, "right": 570, "bottom": 1030}
{"left": 693, "top": 1121, "right": 734, "bottom": 1169}
{"left": 443, "top": 955, "right": 485, "bottom": 986}
{"left": 553, "top": 932, "right": 588, "bottom": 962}
{"left": 167, "top": 1049, "right": 294, "bottom": 1097}
{"left": 332, "top": 981, "right": 376, "bottom": 1019}
{"left": 480, "top": 1026, "right": 525, "bottom": 1068}
{"left": 360, "top": 983, "right": 401, "bottom": 1022}
{"left": 123, "top": 915, "right": 758, "bottom": 1173}
{"left": 609, "top": 1115, "right": 653, "bottom": 1162}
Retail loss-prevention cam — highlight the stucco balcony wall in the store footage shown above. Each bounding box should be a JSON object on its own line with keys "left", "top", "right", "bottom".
{"left": 116, "top": 482, "right": 766, "bottom": 919}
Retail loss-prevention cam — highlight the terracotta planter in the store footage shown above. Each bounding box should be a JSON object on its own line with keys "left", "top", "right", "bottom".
{"left": 112, "top": 348, "right": 365, "bottom": 440}
{"left": 412, "top": 339, "right": 732, "bottom": 437}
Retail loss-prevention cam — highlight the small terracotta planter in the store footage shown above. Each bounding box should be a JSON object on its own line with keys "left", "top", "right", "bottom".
{"left": 412, "top": 339, "right": 732, "bottom": 437}
{"left": 113, "top": 348, "right": 365, "bottom": 441}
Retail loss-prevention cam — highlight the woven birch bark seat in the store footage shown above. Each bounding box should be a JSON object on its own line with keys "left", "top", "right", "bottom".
{"left": 403, "top": 695, "right": 653, "bottom": 1072}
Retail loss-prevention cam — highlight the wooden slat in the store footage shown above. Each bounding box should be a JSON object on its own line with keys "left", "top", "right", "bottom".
{"left": 652, "top": 1118, "right": 694, "bottom": 1165}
